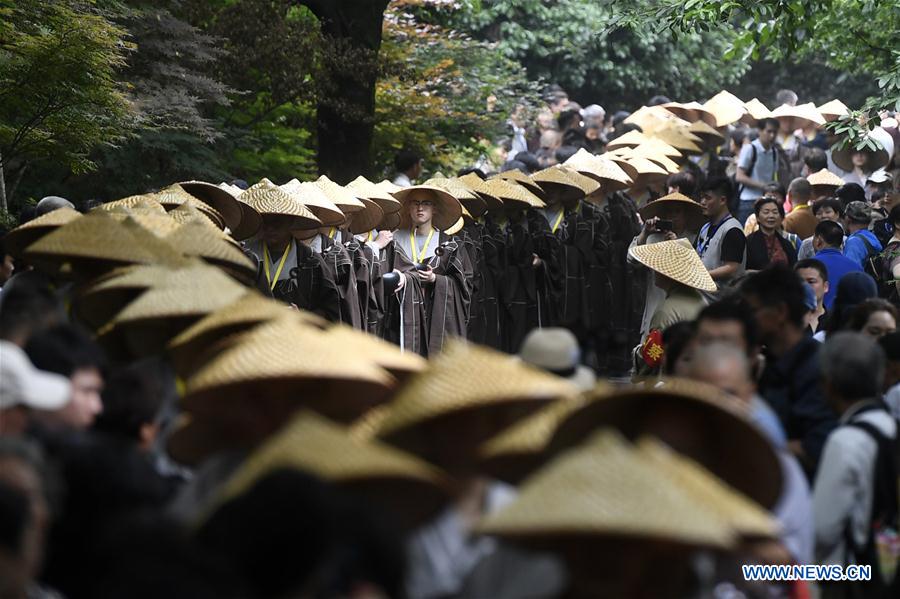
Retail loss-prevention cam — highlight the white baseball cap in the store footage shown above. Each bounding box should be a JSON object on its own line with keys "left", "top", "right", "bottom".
{"left": 0, "top": 341, "right": 71, "bottom": 410}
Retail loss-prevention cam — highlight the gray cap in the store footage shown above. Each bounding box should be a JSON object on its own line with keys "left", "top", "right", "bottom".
{"left": 35, "top": 196, "right": 75, "bottom": 216}
{"left": 844, "top": 201, "right": 872, "bottom": 224}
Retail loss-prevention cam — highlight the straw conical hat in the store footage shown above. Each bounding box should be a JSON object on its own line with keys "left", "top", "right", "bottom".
{"left": 555, "top": 166, "right": 601, "bottom": 195}
{"left": 24, "top": 212, "right": 184, "bottom": 278}
{"left": 154, "top": 185, "right": 228, "bottom": 230}
{"left": 212, "top": 184, "right": 264, "bottom": 241}
{"left": 831, "top": 126, "right": 894, "bottom": 173}
{"left": 649, "top": 126, "right": 703, "bottom": 155}
{"left": 624, "top": 156, "right": 669, "bottom": 180}
{"left": 628, "top": 238, "right": 715, "bottom": 291}
{"left": 806, "top": 168, "right": 844, "bottom": 190}
{"left": 104, "top": 207, "right": 182, "bottom": 237}
{"left": 492, "top": 169, "right": 544, "bottom": 196}
{"left": 238, "top": 179, "right": 321, "bottom": 230}
{"left": 321, "top": 324, "right": 427, "bottom": 380}
{"left": 605, "top": 130, "right": 648, "bottom": 151}
{"left": 374, "top": 339, "right": 577, "bottom": 460}
{"left": 662, "top": 101, "right": 717, "bottom": 128}
{"left": 183, "top": 316, "right": 395, "bottom": 423}
{"left": 376, "top": 179, "right": 402, "bottom": 194}
{"left": 178, "top": 180, "right": 256, "bottom": 239}
{"left": 481, "top": 178, "right": 545, "bottom": 210}
{"left": 393, "top": 185, "right": 463, "bottom": 231}
{"left": 638, "top": 438, "right": 780, "bottom": 539}
{"left": 771, "top": 102, "right": 826, "bottom": 132}
{"left": 214, "top": 410, "right": 453, "bottom": 529}
{"left": 478, "top": 395, "right": 590, "bottom": 484}
{"left": 703, "top": 91, "right": 747, "bottom": 127}
{"left": 530, "top": 166, "right": 589, "bottom": 204}
{"left": 629, "top": 144, "right": 681, "bottom": 174}
{"left": 625, "top": 105, "right": 688, "bottom": 133}
{"left": 457, "top": 173, "right": 504, "bottom": 212}
{"left": 742, "top": 98, "right": 772, "bottom": 124}
{"left": 425, "top": 177, "right": 487, "bottom": 218}
{"left": 476, "top": 431, "right": 736, "bottom": 551}
{"left": 163, "top": 220, "right": 256, "bottom": 281}
{"left": 97, "top": 195, "right": 167, "bottom": 214}
{"left": 346, "top": 175, "right": 402, "bottom": 216}
{"left": 688, "top": 120, "right": 725, "bottom": 145}
{"left": 346, "top": 197, "right": 383, "bottom": 235}
{"left": 279, "top": 179, "right": 345, "bottom": 227}
{"left": 637, "top": 193, "right": 705, "bottom": 232}
{"left": 548, "top": 378, "right": 782, "bottom": 509}
{"left": 168, "top": 294, "right": 326, "bottom": 376}
{"left": 603, "top": 151, "right": 641, "bottom": 183}
{"left": 563, "top": 148, "right": 632, "bottom": 191}
{"left": 379, "top": 211, "right": 401, "bottom": 232}
{"left": 817, "top": 99, "right": 849, "bottom": 122}
{"left": 3, "top": 207, "right": 82, "bottom": 258}
{"left": 313, "top": 175, "right": 365, "bottom": 214}
{"left": 167, "top": 203, "right": 228, "bottom": 231}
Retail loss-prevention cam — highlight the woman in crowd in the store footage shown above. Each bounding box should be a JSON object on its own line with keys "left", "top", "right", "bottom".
{"left": 746, "top": 195, "right": 798, "bottom": 271}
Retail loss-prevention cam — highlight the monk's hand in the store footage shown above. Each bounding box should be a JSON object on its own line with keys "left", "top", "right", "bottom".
{"left": 374, "top": 230, "right": 393, "bottom": 249}
{"left": 417, "top": 266, "right": 436, "bottom": 284}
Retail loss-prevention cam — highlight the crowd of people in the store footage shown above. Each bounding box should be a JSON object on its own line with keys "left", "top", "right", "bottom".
{"left": 1, "top": 85, "right": 900, "bottom": 598}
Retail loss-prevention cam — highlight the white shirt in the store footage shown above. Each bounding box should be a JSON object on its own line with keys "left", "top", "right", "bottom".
{"left": 812, "top": 401, "right": 897, "bottom": 565}
{"left": 393, "top": 173, "right": 413, "bottom": 188}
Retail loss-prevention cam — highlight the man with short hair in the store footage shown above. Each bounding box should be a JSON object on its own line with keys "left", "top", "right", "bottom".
{"left": 735, "top": 118, "right": 782, "bottom": 225}
{"left": 813, "top": 333, "right": 897, "bottom": 573}
{"left": 741, "top": 265, "right": 838, "bottom": 474}
{"left": 392, "top": 150, "right": 423, "bottom": 188}
{"left": 802, "top": 147, "right": 828, "bottom": 176}
{"left": 797, "top": 198, "right": 845, "bottom": 259}
{"left": 776, "top": 89, "right": 798, "bottom": 107}
{"left": 842, "top": 201, "right": 882, "bottom": 270}
{"left": 0, "top": 342, "right": 71, "bottom": 436}
{"left": 696, "top": 176, "right": 746, "bottom": 298}
{"left": 794, "top": 258, "right": 829, "bottom": 332}
{"left": 783, "top": 178, "right": 818, "bottom": 239}
{"left": 813, "top": 220, "right": 862, "bottom": 309}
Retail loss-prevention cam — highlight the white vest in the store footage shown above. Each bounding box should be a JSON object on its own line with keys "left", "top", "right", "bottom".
{"left": 696, "top": 215, "right": 746, "bottom": 292}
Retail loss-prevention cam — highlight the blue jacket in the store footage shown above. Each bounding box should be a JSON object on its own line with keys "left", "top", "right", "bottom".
{"left": 843, "top": 229, "right": 882, "bottom": 269}
{"left": 814, "top": 248, "right": 863, "bottom": 309}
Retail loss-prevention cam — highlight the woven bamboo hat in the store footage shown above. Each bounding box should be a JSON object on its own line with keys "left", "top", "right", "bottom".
{"left": 688, "top": 120, "right": 726, "bottom": 146}
{"left": 168, "top": 293, "right": 326, "bottom": 376}
{"left": 279, "top": 179, "right": 346, "bottom": 227}
{"left": 476, "top": 431, "right": 736, "bottom": 552}
{"left": 346, "top": 175, "right": 402, "bottom": 217}
{"left": 628, "top": 238, "right": 716, "bottom": 291}
{"left": 238, "top": 179, "right": 321, "bottom": 230}
{"left": 183, "top": 316, "right": 395, "bottom": 423}
{"left": 478, "top": 395, "right": 589, "bottom": 484}
{"left": 629, "top": 144, "right": 681, "bottom": 174}
{"left": 425, "top": 177, "right": 487, "bottom": 218}
{"left": 648, "top": 125, "right": 704, "bottom": 155}
{"left": 178, "top": 180, "right": 260, "bottom": 239}
{"left": 530, "top": 166, "right": 589, "bottom": 204}
{"left": 742, "top": 98, "right": 773, "bottom": 124}
{"left": 321, "top": 324, "right": 427, "bottom": 381}
{"left": 603, "top": 150, "right": 641, "bottom": 183}
{"left": 163, "top": 220, "right": 256, "bottom": 282}
{"left": 373, "top": 340, "right": 577, "bottom": 465}
{"left": 23, "top": 212, "right": 184, "bottom": 279}
{"left": 481, "top": 177, "right": 545, "bottom": 211}
{"left": 457, "top": 173, "right": 505, "bottom": 211}
{"left": 623, "top": 157, "right": 669, "bottom": 188}
{"left": 313, "top": 176, "right": 365, "bottom": 214}
{"left": 557, "top": 166, "right": 602, "bottom": 195}
{"left": 832, "top": 126, "right": 895, "bottom": 173}
{"left": 548, "top": 378, "right": 783, "bottom": 509}
{"left": 703, "top": 91, "right": 747, "bottom": 127}
{"left": 155, "top": 185, "right": 228, "bottom": 230}
{"left": 605, "top": 130, "right": 649, "bottom": 151}
{"left": 625, "top": 105, "right": 689, "bottom": 133}
{"left": 807, "top": 168, "right": 844, "bottom": 196}
{"left": 638, "top": 192, "right": 705, "bottom": 232}
{"left": 662, "top": 101, "right": 717, "bottom": 128}
{"left": 209, "top": 182, "right": 263, "bottom": 240}
{"left": 97, "top": 265, "right": 250, "bottom": 357}
{"left": 772, "top": 102, "right": 826, "bottom": 132}
{"left": 104, "top": 207, "right": 182, "bottom": 237}
{"left": 817, "top": 99, "right": 850, "bottom": 122}
{"left": 97, "top": 195, "right": 167, "bottom": 214}
{"left": 638, "top": 438, "right": 780, "bottom": 540}
{"left": 213, "top": 410, "right": 453, "bottom": 529}
{"left": 491, "top": 169, "right": 544, "bottom": 197}
{"left": 563, "top": 149, "right": 632, "bottom": 191}
{"left": 167, "top": 203, "right": 229, "bottom": 232}
{"left": 345, "top": 197, "right": 383, "bottom": 235}
{"left": 3, "top": 207, "right": 81, "bottom": 258}
{"left": 393, "top": 185, "right": 463, "bottom": 231}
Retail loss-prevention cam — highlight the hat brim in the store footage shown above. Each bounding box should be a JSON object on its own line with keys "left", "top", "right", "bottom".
{"left": 394, "top": 186, "right": 463, "bottom": 231}
{"left": 178, "top": 181, "right": 247, "bottom": 236}
{"left": 637, "top": 198, "right": 706, "bottom": 232}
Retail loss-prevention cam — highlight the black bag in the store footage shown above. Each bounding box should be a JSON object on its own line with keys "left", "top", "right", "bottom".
{"left": 862, "top": 237, "right": 899, "bottom": 303}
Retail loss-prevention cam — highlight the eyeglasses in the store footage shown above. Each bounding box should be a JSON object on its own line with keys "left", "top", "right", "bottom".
{"left": 411, "top": 200, "right": 434, "bottom": 208}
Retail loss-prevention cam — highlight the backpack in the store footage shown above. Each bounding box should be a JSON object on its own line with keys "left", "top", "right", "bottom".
{"left": 845, "top": 414, "right": 900, "bottom": 597}
{"left": 731, "top": 142, "right": 792, "bottom": 214}
{"left": 862, "top": 237, "right": 900, "bottom": 302}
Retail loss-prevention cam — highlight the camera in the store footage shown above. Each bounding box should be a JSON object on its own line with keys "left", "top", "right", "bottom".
{"left": 655, "top": 219, "right": 674, "bottom": 232}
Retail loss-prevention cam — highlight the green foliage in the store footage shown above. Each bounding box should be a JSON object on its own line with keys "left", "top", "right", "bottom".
{"left": 0, "top": 0, "right": 133, "bottom": 176}
{"left": 409, "top": 0, "right": 748, "bottom": 109}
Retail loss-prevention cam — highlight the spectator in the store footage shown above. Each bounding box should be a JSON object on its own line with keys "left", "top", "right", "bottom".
{"left": 842, "top": 201, "right": 882, "bottom": 269}
{"left": 880, "top": 204, "right": 900, "bottom": 299}
{"left": 846, "top": 298, "right": 897, "bottom": 339}
{"left": 812, "top": 220, "right": 863, "bottom": 309}
{"left": 776, "top": 89, "right": 798, "bottom": 107}
{"left": 665, "top": 171, "right": 696, "bottom": 198}
{"left": 697, "top": 176, "right": 747, "bottom": 298}
{"left": 392, "top": 150, "right": 423, "bottom": 188}
{"left": 743, "top": 182, "right": 787, "bottom": 236}
{"left": 518, "top": 328, "right": 596, "bottom": 391}
{"left": 794, "top": 259, "right": 829, "bottom": 333}
{"left": 813, "top": 333, "right": 896, "bottom": 584}
{"left": 818, "top": 272, "right": 879, "bottom": 342}
{"left": 0, "top": 283, "right": 63, "bottom": 348}
{"left": 94, "top": 360, "right": 167, "bottom": 452}
{"left": 741, "top": 265, "right": 837, "bottom": 473}
{"left": 746, "top": 195, "right": 798, "bottom": 271}
{"left": 797, "top": 198, "right": 844, "bottom": 260}
{"left": 735, "top": 118, "right": 782, "bottom": 225}
{"left": 25, "top": 324, "right": 106, "bottom": 432}
{"left": 802, "top": 147, "right": 827, "bottom": 176}
{"left": 783, "top": 178, "right": 818, "bottom": 239}
{"left": 834, "top": 182, "right": 866, "bottom": 213}
{"left": 0, "top": 341, "right": 70, "bottom": 436}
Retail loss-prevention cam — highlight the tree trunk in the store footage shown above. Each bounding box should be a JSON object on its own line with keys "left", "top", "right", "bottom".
{"left": 298, "top": 0, "right": 391, "bottom": 184}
